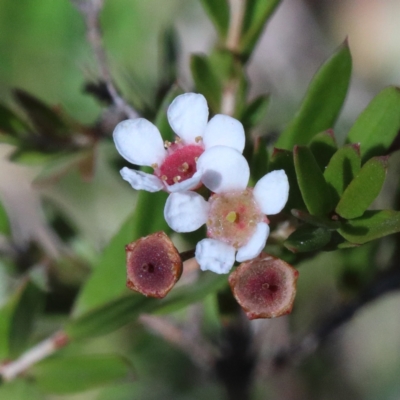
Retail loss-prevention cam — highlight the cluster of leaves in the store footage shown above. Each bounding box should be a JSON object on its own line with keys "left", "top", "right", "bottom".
{"left": 1, "top": 0, "right": 400, "bottom": 398}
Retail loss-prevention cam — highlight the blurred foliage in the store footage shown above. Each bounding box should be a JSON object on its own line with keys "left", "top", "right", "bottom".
{"left": 1, "top": 0, "right": 400, "bottom": 399}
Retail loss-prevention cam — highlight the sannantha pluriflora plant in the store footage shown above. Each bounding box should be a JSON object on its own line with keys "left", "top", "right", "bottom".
{"left": 2, "top": 0, "right": 400, "bottom": 397}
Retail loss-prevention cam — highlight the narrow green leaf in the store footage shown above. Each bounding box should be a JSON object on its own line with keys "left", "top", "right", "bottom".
{"left": 0, "top": 103, "right": 30, "bottom": 139}
{"left": 347, "top": 86, "right": 400, "bottom": 160}
{"left": 72, "top": 190, "right": 169, "bottom": 317}
{"left": 9, "top": 150, "right": 61, "bottom": 165}
{"left": 294, "top": 146, "right": 333, "bottom": 216}
{"left": 159, "top": 26, "right": 179, "bottom": 88}
{"left": 291, "top": 209, "right": 340, "bottom": 230}
{"left": 0, "top": 199, "right": 11, "bottom": 235}
{"left": 199, "top": 0, "right": 229, "bottom": 38}
{"left": 251, "top": 137, "right": 269, "bottom": 182}
{"left": 324, "top": 144, "right": 361, "bottom": 206}
{"left": 154, "top": 84, "right": 183, "bottom": 142}
{"left": 309, "top": 129, "right": 337, "bottom": 171}
{"left": 284, "top": 225, "right": 332, "bottom": 253}
{"left": 338, "top": 210, "right": 400, "bottom": 244}
{"left": 0, "top": 380, "right": 44, "bottom": 400}
{"left": 190, "top": 54, "right": 222, "bottom": 113}
{"left": 269, "top": 148, "right": 306, "bottom": 211}
{"left": 240, "top": 0, "right": 281, "bottom": 60}
{"left": 335, "top": 156, "right": 388, "bottom": 219}
{"left": 13, "top": 89, "right": 69, "bottom": 138}
{"left": 240, "top": 94, "right": 270, "bottom": 131}
{"left": 30, "top": 355, "right": 132, "bottom": 394}
{"left": 276, "top": 41, "right": 352, "bottom": 149}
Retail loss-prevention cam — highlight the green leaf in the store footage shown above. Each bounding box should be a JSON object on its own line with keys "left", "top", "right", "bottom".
{"left": 0, "top": 103, "right": 30, "bottom": 139}
{"left": 30, "top": 355, "right": 132, "bottom": 394}
{"left": 240, "top": 94, "right": 270, "bottom": 131}
{"left": 199, "top": 0, "right": 229, "bottom": 38}
{"left": 294, "top": 146, "right": 333, "bottom": 216}
{"left": 190, "top": 54, "right": 222, "bottom": 113}
{"left": 335, "top": 156, "right": 388, "bottom": 219}
{"left": 284, "top": 225, "right": 332, "bottom": 253}
{"left": 159, "top": 26, "right": 179, "bottom": 87}
{"left": 276, "top": 41, "right": 352, "bottom": 149}
{"left": 9, "top": 150, "right": 61, "bottom": 165}
{"left": 338, "top": 210, "right": 400, "bottom": 244}
{"left": 72, "top": 190, "right": 169, "bottom": 317}
{"left": 154, "top": 84, "right": 183, "bottom": 142}
{"left": 291, "top": 209, "right": 340, "bottom": 230}
{"left": 0, "top": 198, "right": 11, "bottom": 235}
{"left": 309, "top": 129, "right": 337, "bottom": 171}
{"left": 240, "top": 0, "right": 282, "bottom": 60}
{"left": 269, "top": 148, "right": 306, "bottom": 211}
{"left": 347, "top": 86, "right": 400, "bottom": 160}
{"left": 324, "top": 144, "right": 361, "bottom": 206}
{"left": 13, "top": 89, "right": 69, "bottom": 138}
{"left": 0, "top": 380, "right": 44, "bottom": 400}
{"left": 251, "top": 137, "right": 269, "bottom": 182}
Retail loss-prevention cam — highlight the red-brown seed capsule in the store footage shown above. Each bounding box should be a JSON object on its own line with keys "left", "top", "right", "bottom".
{"left": 126, "top": 231, "right": 183, "bottom": 298}
{"left": 229, "top": 253, "right": 299, "bottom": 320}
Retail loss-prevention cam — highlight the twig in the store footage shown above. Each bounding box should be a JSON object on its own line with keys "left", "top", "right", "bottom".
{"left": 0, "top": 331, "right": 69, "bottom": 381}
{"left": 73, "top": 0, "right": 137, "bottom": 119}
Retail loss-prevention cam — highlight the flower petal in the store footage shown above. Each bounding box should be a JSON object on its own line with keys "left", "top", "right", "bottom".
{"left": 164, "top": 192, "right": 209, "bottom": 232}
{"left": 203, "top": 114, "right": 245, "bottom": 153}
{"left": 167, "top": 93, "right": 208, "bottom": 143}
{"left": 165, "top": 170, "right": 203, "bottom": 193}
{"left": 120, "top": 167, "right": 163, "bottom": 192}
{"left": 195, "top": 238, "right": 236, "bottom": 274}
{"left": 253, "top": 170, "right": 289, "bottom": 215}
{"left": 197, "top": 146, "right": 250, "bottom": 193}
{"left": 236, "top": 222, "right": 270, "bottom": 262}
{"left": 113, "top": 119, "right": 166, "bottom": 166}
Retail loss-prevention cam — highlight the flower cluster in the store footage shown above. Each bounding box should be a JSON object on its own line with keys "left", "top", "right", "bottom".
{"left": 113, "top": 93, "right": 289, "bottom": 275}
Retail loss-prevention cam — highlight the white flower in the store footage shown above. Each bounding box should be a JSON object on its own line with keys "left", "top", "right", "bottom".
{"left": 164, "top": 148, "right": 289, "bottom": 274}
{"left": 113, "top": 93, "right": 245, "bottom": 193}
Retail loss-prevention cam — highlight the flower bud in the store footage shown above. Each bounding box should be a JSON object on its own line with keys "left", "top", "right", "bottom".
{"left": 228, "top": 253, "right": 298, "bottom": 319}
{"left": 126, "top": 231, "right": 182, "bottom": 298}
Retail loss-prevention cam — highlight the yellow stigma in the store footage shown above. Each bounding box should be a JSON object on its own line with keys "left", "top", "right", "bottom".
{"left": 226, "top": 211, "right": 237, "bottom": 223}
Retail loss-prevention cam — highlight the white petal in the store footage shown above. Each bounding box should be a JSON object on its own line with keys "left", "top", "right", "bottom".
{"left": 197, "top": 146, "right": 250, "bottom": 193}
{"left": 253, "top": 170, "right": 289, "bottom": 215}
{"left": 164, "top": 192, "right": 209, "bottom": 233}
{"left": 120, "top": 167, "right": 163, "bottom": 192}
{"left": 203, "top": 114, "right": 245, "bottom": 153}
{"left": 167, "top": 93, "right": 208, "bottom": 144}
{"left": 236, "top": 222, "right": 270, "bottom": 262}
{"left": 195, "top": 239, "right": 236, "bottom": 274}
{"left": 165, "top": 170, "right": 202, "bottom": 193}
{"left": 113, "top": 119, "right": 166, "bottom": 166}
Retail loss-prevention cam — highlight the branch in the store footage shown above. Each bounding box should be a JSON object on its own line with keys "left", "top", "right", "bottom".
{"left": 0, "top": 331, "right": 69, "bottom": 381}
{"left": 73, "top": 0, "right": 137, "bottom": 119}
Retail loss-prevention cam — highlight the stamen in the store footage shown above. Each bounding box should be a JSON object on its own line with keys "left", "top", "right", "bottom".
{"left": 173, "top": 175, "right": 181, "bottom": 183}
{"left": 161, "top": 175, "right": 168, "bottom": 181}
{"left": 178, "top": 162, "right": 189, "bottom": 172}
{"left": 151, "top": 163, "right": 158, "bottom": 169}
{"left": 226, "top": 211, "right": 237, "bottom": 223}
{"left": 195, "top": 136, "right": 202, "bottom": 143}
{"left": 164, "top": 140, "right": 171, "bottom": 148}
{"left": 175, "top": 137, "right": 182, "bottom": 143}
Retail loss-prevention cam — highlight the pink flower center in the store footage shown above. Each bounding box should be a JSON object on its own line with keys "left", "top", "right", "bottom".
{"left": 155, "top": 143, "right": 204, "bottom": 186}
{"left": 207, "top": 188, "right": 264, "bottom": 248}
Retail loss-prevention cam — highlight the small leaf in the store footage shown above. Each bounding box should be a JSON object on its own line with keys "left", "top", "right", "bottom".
{"left": 240, "top": 94, "right": 270, "bottom": 131}
{"left": 190, "top": 54, "right": 222, "bottom": 113}
{"left": 0, "top": 380, "right": 44, "bottom": 400}
{"left": 335, "top": 156, "right": 388, "bottom": 219}
{"left": 251, "top": 136, "right": 269, "bottom": 182}
{"left": 0, "top": 103, "right": 30, "bottom": 139}
{"left": 324, "top": 144, "right": 361, "bottom": 206}
{"left": 13, "top": 89, "right": 69, "bottom": 138}
{"left": 291, "top": 209, "right": 340, "bottom": 230}
{"left": 0, "top": 199, "right": 11, "bottom": 235}
{"left": 276, "top": 41, "right": 352, "bottom": 149}
{"left": 9, "top": 150, "right": 61, "bottom": 165}
{"left": 269, "top": 148, "right": 306, "bottom": 211}
{"left": 240, "top": 0, "right": 282, "bottom": 60}
{"left": 284, "top": 225, "right": 332, "bottom": 253}
{"left": 294, "top": 146, "right": 333, "bottom": 216}
{"left": 30, "top": 355, "right": 132, "bottom": 394}
{"left": 347, "top": 86, "right": 400, "bottom": 160}
{"left": 199, "top": 0, "right": 229, "bottom": 38}
{"left": 159, "top": 26, "right": 179, "bottom": 88}
{"left": 309, "top": 129, "right": 337, "bottom": 171}
{"left": 338, "top": 210, "right": 400, "bottom": 244}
